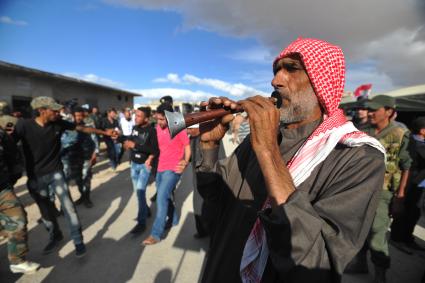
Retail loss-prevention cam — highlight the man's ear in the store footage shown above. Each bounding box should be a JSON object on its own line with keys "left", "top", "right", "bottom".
{"left": 420, "top": 128, "right": 425, "bottom": 137}
{"left": 386, "top": 108, "right": 395, "bottom": 119}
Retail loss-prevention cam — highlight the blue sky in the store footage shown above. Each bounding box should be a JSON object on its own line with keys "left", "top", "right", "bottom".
{"left": 1, "top": 0, "right": 424, "bottom": 104}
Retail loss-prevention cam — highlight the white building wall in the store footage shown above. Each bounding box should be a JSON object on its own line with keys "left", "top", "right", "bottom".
{"left": 0, "top": 71, "right": 135, "bottom": 114}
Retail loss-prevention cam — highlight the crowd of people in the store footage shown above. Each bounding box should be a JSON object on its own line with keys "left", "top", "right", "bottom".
{"left": 0, "top": 37, "right": 424, "bottom": 283}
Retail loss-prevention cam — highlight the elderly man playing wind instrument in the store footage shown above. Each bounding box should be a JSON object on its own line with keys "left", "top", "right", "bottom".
{"left": 196, "top": 38, "right": 386, "bottom": 283}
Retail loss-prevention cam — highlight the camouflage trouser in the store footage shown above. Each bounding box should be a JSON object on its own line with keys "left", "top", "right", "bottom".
{"left": 0, "top": 186, "right": 28, "bottom": 264}
{"left": 369, "top": 190, "right": 393, "bottom": 269}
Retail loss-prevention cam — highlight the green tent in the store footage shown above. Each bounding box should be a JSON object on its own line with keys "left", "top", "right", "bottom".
{"left": 340, "top": 84, "right": 425, "bottom": 111}
{"left": 384, "top": 84, "right": 425, "bottom": 112}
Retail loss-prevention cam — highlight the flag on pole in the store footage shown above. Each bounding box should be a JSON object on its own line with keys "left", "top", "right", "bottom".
{"left": 354, "top": 84, "right": 372, "bottom": 98}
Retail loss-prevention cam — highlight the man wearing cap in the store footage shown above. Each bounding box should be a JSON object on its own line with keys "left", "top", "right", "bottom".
{"left": 390, "top": 117, "right": 425, "bottom": 251}
{"left": 357, "top": 95, "right": 412, "bottom": 282}
{"left": 12, "top": 96, "right": 115, "bottom": 257}
{"left": 196, "top": 38, "right": 386, "bottom": 283}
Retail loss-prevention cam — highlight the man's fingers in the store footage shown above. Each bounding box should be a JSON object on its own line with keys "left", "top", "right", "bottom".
{"left": 218, "top": 97, "right": 238, "bottom": 110}
{"left": 243, "top": 96, "right": 280, "bottom": 122}
{"left": 247, "top": 95, "right": 275, "bottom": 109}
{"left": 203, "top": 96, "right": 237, "bottom": 110}
{"left": 208, "top": 97, "right": 222, "bottom": 109}
{"left": 239, "top": 100, "right": 260, "bottom": 120}
{"left": 221, "top": 113, "right": 234, "bottom": 125}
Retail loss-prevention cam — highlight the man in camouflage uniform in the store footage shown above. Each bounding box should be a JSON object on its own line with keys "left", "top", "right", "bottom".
{"left": 390, "top": 117, "right": 425, "bottom": 251}
{"left": 61, "top": 106, "right": 97, "bottom": 208}
{"left": 0, "top": 127, "right": 40, "bottom": 273}
{"left": 364, "top": 95, "right": 412, "bottom": 283}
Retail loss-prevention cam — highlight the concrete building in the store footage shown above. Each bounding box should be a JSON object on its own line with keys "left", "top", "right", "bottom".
{"left": 0, "top": 60, "right": 140, "bottom": 117}
{"left": 135, "top": 101, "right": 198, "bottom": 114}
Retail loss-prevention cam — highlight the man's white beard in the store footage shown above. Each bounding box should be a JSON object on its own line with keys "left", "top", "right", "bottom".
{"left": 279, "top": 90, "right": 319, "bottom": 124}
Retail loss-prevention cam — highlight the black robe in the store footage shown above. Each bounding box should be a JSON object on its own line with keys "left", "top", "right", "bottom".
{"left": 196, "top": 120, "right": 385, "bottom": 283}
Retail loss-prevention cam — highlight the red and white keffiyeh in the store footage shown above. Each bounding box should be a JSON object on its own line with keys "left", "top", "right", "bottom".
{"left": 239, "top": 38, "right": 385, "bottom": 283}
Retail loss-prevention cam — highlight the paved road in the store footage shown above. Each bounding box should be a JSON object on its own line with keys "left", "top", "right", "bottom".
{"left": 1, "top": 135, "right": 424, "bottom": 283}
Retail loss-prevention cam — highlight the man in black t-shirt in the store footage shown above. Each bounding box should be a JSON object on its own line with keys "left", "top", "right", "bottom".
{"left": 101, "top": 108, "right": 122, "bottom": 170}
{"left": 122, "top": 107, "right": 159, "bottom": 234}
{"left": 13, "top": 96, "right": 114, "bottom": 257}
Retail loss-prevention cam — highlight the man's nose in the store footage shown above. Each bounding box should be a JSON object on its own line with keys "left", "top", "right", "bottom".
{"left": 271, "top": 74, "right": 281, "bottom": 89}
{"left": 271, "top": 70, "right": 286, "bottom": 89}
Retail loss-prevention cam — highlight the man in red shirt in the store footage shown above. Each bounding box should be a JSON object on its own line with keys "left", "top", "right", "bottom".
{"left": 142, "top": 103, "right": 191, "bottom": 245}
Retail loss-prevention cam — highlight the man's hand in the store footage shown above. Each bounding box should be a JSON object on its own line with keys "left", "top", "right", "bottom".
{"left": 145, "top": 158, "right": 152, "bottom": 170}
{"left": 239, "top": 96, "right": 280, "bottom": 153}
{"left": 90, "top": 152, "right": 97, "bottom": 166}
{"left": 123, "top": 140, "right": 135, "bottom": 150}
{"left": 239, "top": 96, "right": 294, "bottom": 206}
{"left": 199, "top": 97, "right": 236, "bottom": 149}
{"left": 175, "top": 160, "right": 188, "bottom": 174}
{"left": 391, "top": 196, "right": 405, "bottom": 217}
{"left": 104, "top": 129, "right": 115, "bottom": 137}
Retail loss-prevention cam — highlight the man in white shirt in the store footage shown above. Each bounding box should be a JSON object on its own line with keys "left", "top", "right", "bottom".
{"left": 120, "top": 108, "right": 135, "bottom": 138}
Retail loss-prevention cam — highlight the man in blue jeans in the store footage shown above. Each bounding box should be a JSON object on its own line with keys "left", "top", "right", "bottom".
{"left": 13, "top": 96, "right": 115, "bottom": 257}
{"left": 122, "top": 107, "right": 159, "bottom": 235}
{"left": 142, "top": 103, "right": 191, "bottom": 245}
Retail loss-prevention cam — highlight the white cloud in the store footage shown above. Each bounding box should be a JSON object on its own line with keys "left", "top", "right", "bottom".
{"left": 153, "top": 73, "right": 268, "bottom": 97}
{"left": 238, "top": 70, "right": 273, "bottom": 91}
{"left": 107, "top": 0, "right": 425, "bottom": 89}
{"left": 153, "top": 73, "right": 181, "bottom": 83}
{"left": 0, "top": 16, "right": 28, "bottom": 26}
{"left": 63, "top": 72, "right": 125, "bottom": 88}
{"left": 364, "top": 28, "right": 425, "bottom": 87}
{"left": 131, "top": 88, "right": 215, "bottom": 102}
{"left": 227, "top": 46, "right": 273, "bottom": 64}
{"left": 346, "top": 64, "right": 395, "bottom": 94}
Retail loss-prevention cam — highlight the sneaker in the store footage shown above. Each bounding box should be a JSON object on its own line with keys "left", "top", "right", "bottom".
{"left": 10, "top": 261, "right": 40, "bottom": 274}
{"left": 75, "top": 243, "right": 86, "bottom": 258}
{"left": 43, "top": 233, "right": 64, "bottom": 255}
{"left": 129, "top": 224, "right": 146, "bottom": 235}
